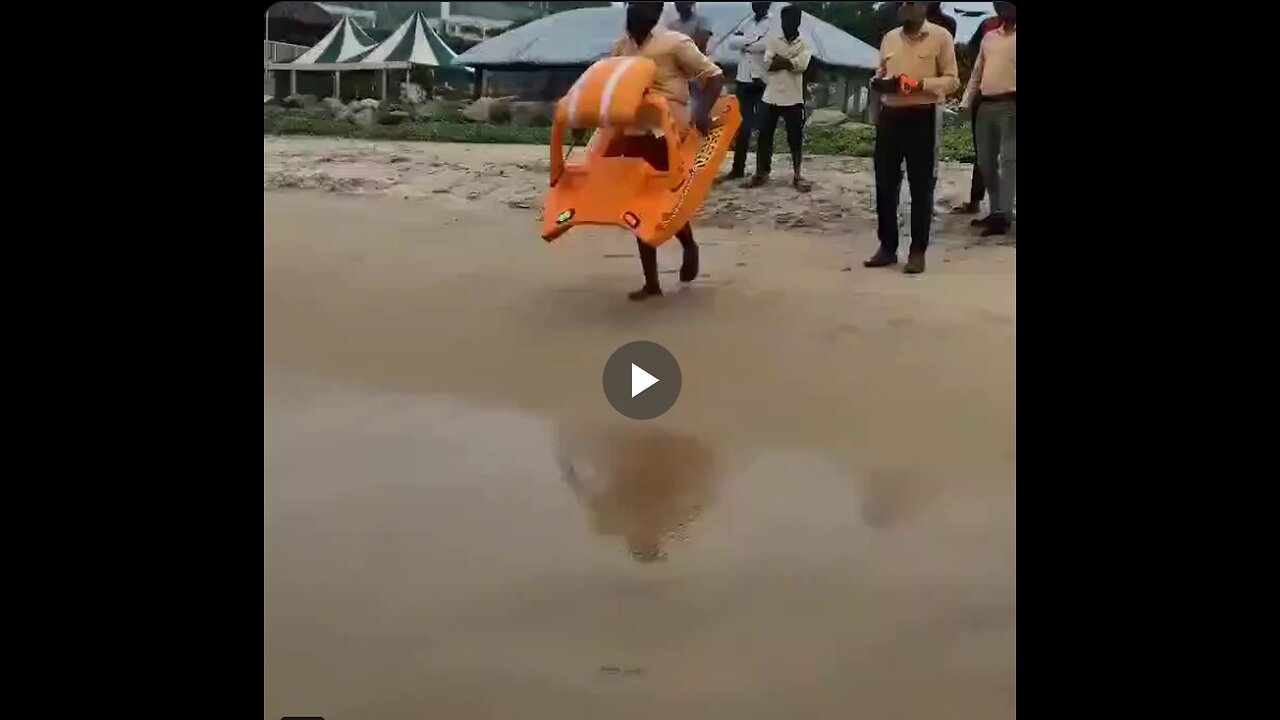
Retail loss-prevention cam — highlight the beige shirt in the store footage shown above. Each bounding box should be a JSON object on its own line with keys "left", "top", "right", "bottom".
{"left": 876, "top": 21, "right": 959, "bottom": 107}
{"left": 962, "top": 24, "right": 1016, "bottom": 107}
{"left": 612, "top": 27, "right": 723, "bottom": 127}
{"left": 762, "top": 35, "right": 813, "bottom": 107}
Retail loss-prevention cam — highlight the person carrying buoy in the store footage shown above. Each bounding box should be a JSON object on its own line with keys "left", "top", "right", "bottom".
{"left": 611, "top": 1, "right": 725, "bottom": 301}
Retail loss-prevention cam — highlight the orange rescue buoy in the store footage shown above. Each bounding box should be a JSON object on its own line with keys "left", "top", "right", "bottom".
{"left": 541, "top": 56, "right": 742, "bottom": 246}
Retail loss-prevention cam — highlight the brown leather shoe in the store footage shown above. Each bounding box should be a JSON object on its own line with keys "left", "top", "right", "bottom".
{"left": 903, "top": 253, "right": 926, "bottom": 274}
{"left": 863, "top": 250, "right": 898, "bottom": 268}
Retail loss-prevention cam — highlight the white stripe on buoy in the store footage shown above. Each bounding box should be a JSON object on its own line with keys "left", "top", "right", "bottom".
{"left": 599, "top": 57, "right": 635, "bottom": 127}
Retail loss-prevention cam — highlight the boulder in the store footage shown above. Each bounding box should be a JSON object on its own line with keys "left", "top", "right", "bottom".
{"left": 283, "top": 93, "right": 320, "bottom": 109}
{"left": 352, "top": 107, "right": 377, "bottom": 128}
{"left": 336, "top": 107, "right": 354, "bottom": 123}
{"left": 322, "top": 97, "right": 346, "bottom": 117}
{"left": 462, "top": 96, "right": 513, "bottom": 124}
{"left": 412, "top": 99, "right": 464, "bottom": 121}
{"left": 509, "top": 101, "right": 555, "bottom": 128}
{"left": 399, "top": 81, "right": 427, "bottom": 105}
{"left": 806, "top": 107, "right": 848, "bottom": 128}
{"left": 347, "top": 100, "right": 363, "bottom": 113}
{"left": 380, "top": 110, "right": 411, "bottom": 125}
{"left": 358, "top": 98, "right": 380, "bottom": 110}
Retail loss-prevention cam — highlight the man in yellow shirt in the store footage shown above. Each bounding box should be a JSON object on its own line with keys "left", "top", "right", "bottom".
{"left": 865, "top": 1, "right": 958, "bottom": 275}
{"left": 610, "top": 1, "right": 725, "bottom": 301}
{"left": 962, "top": 1, "right": 1016, "bottom": 237}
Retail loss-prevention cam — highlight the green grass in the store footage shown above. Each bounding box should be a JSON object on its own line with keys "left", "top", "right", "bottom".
{"left": 264, "top": 112, "right": 975, "bottom": 163}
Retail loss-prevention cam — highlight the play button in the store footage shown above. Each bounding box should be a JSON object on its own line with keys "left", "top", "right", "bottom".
{"left": 632, "top": 364, "right": 659, "bottom": 398}
{"left": 604, "top": 341, "right": 682, "bottom": 420}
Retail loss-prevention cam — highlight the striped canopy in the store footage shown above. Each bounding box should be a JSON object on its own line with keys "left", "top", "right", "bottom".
{"left": 350, "top": 11, "right": 472, "bottom": 72}
{"left": 291, "top": 17, "right": 376, "bottom": 64}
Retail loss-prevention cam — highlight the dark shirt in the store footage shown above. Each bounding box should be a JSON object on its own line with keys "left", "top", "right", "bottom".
{"left": 967, "top": 16, "right": 1003, "bottom": 61}
{"left": 928, "top": 11, "right": 957, "bottom": 40}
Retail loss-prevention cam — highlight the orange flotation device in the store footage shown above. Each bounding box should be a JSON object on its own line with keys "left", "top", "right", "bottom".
{"left": 541, "top": 56, "right": 742, "bottom": 246}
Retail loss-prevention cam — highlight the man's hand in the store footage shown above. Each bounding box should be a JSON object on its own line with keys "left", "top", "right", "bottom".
{"left": 694, "top": 111, "right": 712, "bottom": 137}
{"left": 768, "top": 56, "right": 793, "bottom": 72}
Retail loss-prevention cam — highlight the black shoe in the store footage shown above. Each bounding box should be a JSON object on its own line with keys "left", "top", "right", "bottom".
{"left": 680, "top": 246, "right": 700, "bottom": 283}
{"left": 628, "top": 286, "right": 663, "bottom": 301}
{"left": 724, "top": 169, "right": 745, "bottom": 180}
{"left": 747, "top": 174, "right": 769, "bottom": 188}
{"left": 980, "top": 216, "right": 1009, "bottom": 237}
{"left": 971, "top": 214, "right": 995, "bottom": 227}
{"left": 903, "top": 253, "right": 926, "bottom": 274}
{"left": 863, "top": 250, "right": 898, "bottom": 268}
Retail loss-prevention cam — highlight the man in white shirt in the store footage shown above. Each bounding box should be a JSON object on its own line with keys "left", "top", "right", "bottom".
{"left": 723, "top": 2, "right": 772, "bottom": 180}
{"left": 748, "top": 4, "right": 813, "bottom": 192}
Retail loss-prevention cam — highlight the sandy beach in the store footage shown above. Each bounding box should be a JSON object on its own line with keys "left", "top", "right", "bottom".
{"left": 264, "top": 136, "right": 1016, "bottom": 720}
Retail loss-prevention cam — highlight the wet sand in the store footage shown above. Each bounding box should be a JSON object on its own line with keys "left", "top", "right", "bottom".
{"left": 264, "top": 138, "right": 1016, "bottom": 720}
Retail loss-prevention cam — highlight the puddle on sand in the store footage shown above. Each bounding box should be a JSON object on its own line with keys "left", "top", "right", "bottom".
{"left": 265, "top": 372, "right": 1015, "bottom": 720}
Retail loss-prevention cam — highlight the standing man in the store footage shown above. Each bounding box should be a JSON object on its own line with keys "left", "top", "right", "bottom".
{"left": 724, "top": 2, "right": 772, "bottom": 181}
{"left": 611, "top": 1, "right": 725, "bottom": 301}
{"left": 864, "top": 1, "right": 958, "bottom": 275}
{"left": 666, "top": 2, "right": 713, "bottom": 124}
{"left": 926, "top": 2, "right": 956, "bottom": 38}
{"left": 952, "top": 11, "right": 1004, "bottom": 215}
{"left": 749, "top": 4, "right": 813, "bottom": 192}
{"left": 667, "top": 2, "right": 711, "bottom": 53}
{"left": 962, "top": 1, "right": 1016, "bottom": 237}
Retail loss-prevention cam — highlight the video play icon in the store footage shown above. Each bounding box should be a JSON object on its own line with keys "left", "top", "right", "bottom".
{"left": 603, "top": 341, "right": 682, "bottom": 420}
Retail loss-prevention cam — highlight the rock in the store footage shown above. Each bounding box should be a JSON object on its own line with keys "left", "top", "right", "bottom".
{"left": 399, "top": 81, "right": 427, "bottom": 105}
{"left": 380, "top": 110, "right": 411, "bottom": 125}
{"left": 358, "top": 98, "right": 380, "bottom": 110}
{"left": 347, "top": 100, "right": 363, "bottom": 113}
{"left": 322, "top": 97, "right": 346, "bottom": 117}
{"left": 412, "top": 99, "right": 464, "bottom": 121}
{"left": 352, "top": 107, "right": 377, "bottom": 128}
{"left": 806, "top": 107, "right": 848, "bottom": 128}
{"left": 462, "top": 96, "right": 512, "bottom": 124}
{"left": 510, "top": 101, "right": 555, "bottom": 127}
{"left": 336, "top": 107, "right": 353, "bottom": 123}
{"left": 282, "top": 93, "right": 319, "bottom": 109}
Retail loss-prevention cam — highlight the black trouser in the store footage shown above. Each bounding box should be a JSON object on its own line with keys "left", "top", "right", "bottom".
{"left": 756, "top": 102, "right": 804, "bottom": 177}
{"left": 731, "top": 80, "right": 766, "bottom": 174}
{"left": 608, "top": 133, "right": 699, "bottom": 289}
{"left": 967, "top": 98, "right": 985, "bottom": 205}
{"left": 874, "top": 105, "right": 937, "bottom": 255}
{"left": 638, "top": 227, "right": 697, "bottom": 290}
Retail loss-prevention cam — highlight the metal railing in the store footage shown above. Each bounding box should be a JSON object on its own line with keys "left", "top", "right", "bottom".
{"left": 265, "top": 40, "right": 309, "bottom": 63}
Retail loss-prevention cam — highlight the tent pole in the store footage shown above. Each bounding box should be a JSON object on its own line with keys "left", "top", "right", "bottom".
{"left": 335, "top": 71, "right": 341, "bottom": 100}
{"left": 291, "top": 70, "right": 297, "bottom": 96}
{"left": 382, "top": 69, "right": 388, "bottom": 102}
